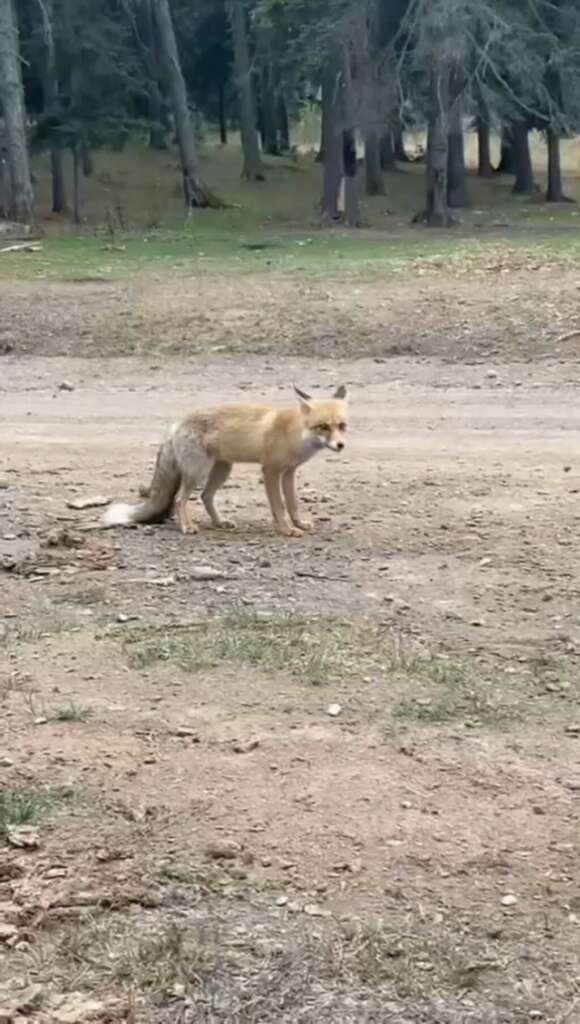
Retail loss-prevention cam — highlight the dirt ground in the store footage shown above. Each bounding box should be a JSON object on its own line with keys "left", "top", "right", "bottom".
{"left": 1, "top": 268, "right": 580, "bottom": 1022}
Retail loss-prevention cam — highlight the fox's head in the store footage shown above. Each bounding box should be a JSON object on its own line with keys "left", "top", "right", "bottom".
{"left": 294, "top": 385, "right": 348, "bottom": 453}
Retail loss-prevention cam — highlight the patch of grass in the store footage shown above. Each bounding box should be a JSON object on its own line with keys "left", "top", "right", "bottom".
{"left": 388, "top": 649, "right": 518, "bottom": 727}
{"left": 127, "top": 610, "right": 374, "bottom": 686}
{"left": 0, "top": 787, "right": 66, "bottom": 839}
{"left": 54, "top": 702, "right": 92, "bottom": 723}
{"left": 15, "top": 908, "right": 577, "bottom": 1022}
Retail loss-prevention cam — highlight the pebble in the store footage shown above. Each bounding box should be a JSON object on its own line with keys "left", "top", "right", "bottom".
{"left": 205, "top": 839, "right": 241, "bottom": 861}
{"left": 58, "top": 380, "right": 75, "bottom": 391}
{"left": 501, "top": 894, "right": 518, "bottom": 907}
{"left": 327, "top": 704, "right": 342, "bottom": 717}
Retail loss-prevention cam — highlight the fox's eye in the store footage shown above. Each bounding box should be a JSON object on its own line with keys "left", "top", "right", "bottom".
{"left": 338, "top": 422, "right": 347, "bottom": 432}
{"left": 318, "top": 423, "right": 329, "bottom": 432}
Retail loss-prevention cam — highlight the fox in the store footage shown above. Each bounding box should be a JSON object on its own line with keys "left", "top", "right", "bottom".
{"left": 101, "top": 385, "right": 348, "bottom": 538}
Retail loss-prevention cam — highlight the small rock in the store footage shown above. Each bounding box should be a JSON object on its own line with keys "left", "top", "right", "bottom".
{"left": 58, "top": 380, "right": 75, "bottom": 392}
{"left": 560, "top": 776, "right": 580, "bottom": 791}
{"left": 0, "top": 480, "right": 9, "bottom": 490}
{"left": 0, "top": 758, "right": 14, "bottom": 768}
{"left": 486, "top": 369, "right": 498, "bottom": 379}
{"left": 276, "top": 895, "right": 288, "bottom": 906}
{"left": 565, "top": 725, "right": 580, "bottom": 736}
{"left": 0, "top": 923, "right": 17, "bottom": 942}
{"left": 303, "top": 903, "right": 331, "bottom": 918}
{"left": 232, "top": 739, "right": 260, "bottom": 754}
{"left": 66, "top": 495, "right": 111, "bottom": 510}
{"left": 190, "top": 565, "right": 227, "bottom": 581}
{"left": 174, "top": 726, "right": 199, "bottom": 740}
{"left": 33, "top": 717, "right": 48, "bottom": 726}
{"left": 327, "top": 703, "right": 342, "bottom": 717}
{"left": 205, "top": 839, "right": 241, "bottom": 861}
{"left": 46, "top": 991, "right": 111, "bottom": 1023}
{"left": 501, "top": 894, "right": 518, "bottom": 907}
{"left": 6, "top": 827, "right": 40, "bottom": 849}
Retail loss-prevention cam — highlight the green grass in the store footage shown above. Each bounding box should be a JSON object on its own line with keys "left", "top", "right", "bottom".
{"left": 127, "top": 610, "right": 519, "bottom": 726}
{"left": 3, "top": 137, "right": 580, "bottom": 283}
{"left": 4, "top": 222, "right": 580, "bottom": 283}
{"left": 54, "top": 702, "right": 92, "bottom": 723}
{"left": 127, "top": 610, "right": 368, "bottom": 686}
{"left": 0, "top": 787, "right": 67, "bottom": 839}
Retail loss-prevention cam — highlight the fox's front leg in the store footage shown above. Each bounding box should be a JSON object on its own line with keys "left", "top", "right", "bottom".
{"left": 263, "top": 467, "right": 302, "bottom": 537}
{"left": 282, "top": 467, "right": 313, "bottom": 532}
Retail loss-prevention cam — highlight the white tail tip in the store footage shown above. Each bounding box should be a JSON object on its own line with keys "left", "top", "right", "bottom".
{"left": 101, "top": 502, "right": 135, "bottom": 528}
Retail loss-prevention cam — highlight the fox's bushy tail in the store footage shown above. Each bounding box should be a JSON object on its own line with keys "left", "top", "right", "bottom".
{"left": 101, "top": 440, "right": 180, "bottom": 527}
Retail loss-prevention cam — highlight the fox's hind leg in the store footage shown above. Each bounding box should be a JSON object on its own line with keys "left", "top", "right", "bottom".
{"left": 201, "top": 461, "right": 235, "bottom": 529}
{"left": 175, "top": 473, "right": 200, "bottom": 534}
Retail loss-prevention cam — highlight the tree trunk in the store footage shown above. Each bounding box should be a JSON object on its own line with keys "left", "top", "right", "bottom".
{"left": 511, "top": 122, "right": 536, "bottom": 194}
{"left": 218, "top": 82, "right": 227, "bottom": 144}
{"left": 278, "top": 92, "right": 290, "bottom": 152}
{"left": 50, "top": 148, "right": 66, "bottom": 213}
{"left": 72, "top": 145, "right": 81, "bottom": 225}
{"left": 319, "top": 59, "right": 342, "bottom": 221}
{"left": 228, "top": 0, "right": 265, "bottom": 181}
{"left": 423, "top": 64, "right": 451, "bottom": 226}
{"left": 36, "top": 0, "right": 67, "bottom": 212}
{"left": 476, "top": 114, "right": 493, "bottom": 178}
{"left": 496, "top": 124, "right": 515, "bottom": 174}
{"left": 152, "top": 0, "right": 222, "bottom": 206}
{"left": 393, "top": 120, "right": 408, "bottom": 162}
{"left": 343, "top": 130, "right": 359, "bottom": 226}
{"left": 545, "top": 128, "right": 572, "bottom": 202}
{"left": 81, "top": 140, "right": 93, "bottom": 177}
{"left": 0, "top": 0, "right": 34, "bottom": 223}
{"left": 364, "top": 131, "right": 384, "bottom": 195}
{"left": 148, "top": 81, "right": 168, "bottom": 149}
{"left": 380, "top": 130, "right": 395, "bottom": 171}
{"left": 260, "top": 65, "right": 280, "bottom": 156}
{"left": 341, "top": 52, "right": 359, "bottom": 228}
{"left": 447, "top": 99, "right": 468, "bottom": 207}
{"left": 140, "top": 0, "right": 167, "bottom": 150}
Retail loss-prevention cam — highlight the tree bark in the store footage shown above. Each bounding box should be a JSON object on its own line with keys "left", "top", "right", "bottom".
{"left": 260, "top": 65, "right": 280, "bottom": 156}
{"left": 364, "top": 131, "right": 384, "bottom": 195}
{"left": 0, "top": 0, "right": 34, "bottom": 223}
{"left": 379, "top": 130, "right": 395, "bottom": 171}
{"left": 228, "top": 0, "right": 265, "bottom": 181}
{"left": 218, "top": 82, "right": 227, "bottom": 144}
{"left": 511, "top": 122, "right": 536, "bottom": 194}
{"left": 319, "top": 59, "right": 342, "bottom": 221}
{"left": 476, "top": 113, "right": 493, "bottom": 178}
{"left": 278, "top": 92, "right": 290, "bottom": 152}
{"left": 341, "top": 52, "right": 359, "bottom": 228}
{"left": 447, "top": 98, "right": 468, "bottom": 207}
{"left": 393, "top": 120, "right": 408, "bottom": 162}
{"left": 496, "top": 124, "right": 515, "bottom": 174}
{"left": 152, "top": 0, "right": 222, "bottom": 206}
{"left": 81, "top": 140, "right": 93, "bottom": 177}
{"left": 545, "top": 128, "right": 572, "bottom": 202}
{"left": 72, "top": 145, "right": 81, "bottom": 225}
{"left": 423, "top": 64, "right": 451, "bottom": 226}
{"left": 36, "top": 0, "right": 66, "bottom": 212}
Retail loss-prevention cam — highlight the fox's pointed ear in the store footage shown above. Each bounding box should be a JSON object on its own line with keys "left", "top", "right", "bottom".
{"left": 333, "top": 384, "right": 347, "bottom": 400}
{"left": 294, "top": 384, "right": 312, "bottom": 410}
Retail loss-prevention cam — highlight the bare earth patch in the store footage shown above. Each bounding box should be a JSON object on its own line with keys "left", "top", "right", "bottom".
{"left": 1, "top": 303, "right": 580, "bottom": 1019}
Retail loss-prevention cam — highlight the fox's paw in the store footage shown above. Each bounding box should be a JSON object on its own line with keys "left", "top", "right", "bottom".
{"left": 180, "top": 523, "right": 199, "bottom": 536}
{"left": 212, "top": 518, "right": 236, "bottom": 531}
{"left": 276, "top": 523, "right": 304, "bottom": 538}
{"left": 292, "top": 518, "right": 314, "bottom": 532}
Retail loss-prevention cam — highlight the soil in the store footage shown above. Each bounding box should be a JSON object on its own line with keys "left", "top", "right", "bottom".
{"left": 1, "top": 269, "right": 580, "bottom": 1022}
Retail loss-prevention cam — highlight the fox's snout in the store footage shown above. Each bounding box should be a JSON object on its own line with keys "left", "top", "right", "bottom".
{"left": 327, "top": 437, "right": 345, "bottom": 452}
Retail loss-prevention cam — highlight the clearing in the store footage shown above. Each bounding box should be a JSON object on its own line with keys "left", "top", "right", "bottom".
{"left": 1, "top": 145, "right": 580, "bottom": 1022}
